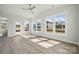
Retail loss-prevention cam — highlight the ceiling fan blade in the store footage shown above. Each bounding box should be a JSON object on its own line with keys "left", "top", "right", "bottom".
{"left": 29, "top": 4, "right": 32, "bottom": 8}
{"left": 31, "top": 11, "right": 34, "bottom": 13}
{"left": 22, "top": 4, "right": 36, "bottom": 14}
{"left": 31, "top": 6, "right": 36, "bottom": 10}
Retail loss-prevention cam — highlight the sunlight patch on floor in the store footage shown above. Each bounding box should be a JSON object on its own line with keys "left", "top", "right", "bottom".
{"left": 21, "top": 35, "right": 36, "bottom": 38}
{"left": 21, "top": 35, "right": 31, "bottom": 38}
{"left": 47, "top": 40, "right": 60, "bottom": 45}
{"left": 30, "top": 39, "right": 42, "bottom": 42}
{"left": 21, "top": 35, "right": 61, "bottom": 48}
{"left": 38, "top": 42, "right": 53, "bottom": 48}
{"left": 37, "top": 40, "right": 60, "bottom": 48}
{"left": 39, "top": 38, "right": 48, "bottom": 40}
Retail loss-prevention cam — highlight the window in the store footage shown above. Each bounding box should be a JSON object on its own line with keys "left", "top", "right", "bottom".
{"left": 25, "top": 24, "right": 29, "bottom": 31}
{"left": 16, "top": 22, "right": 20, "bottom": 32}
{"left": 0, "top": 20, "right": 7, "bottom": 34}
{"left": 16, "top": 25, "right": 20, "bottom": 32}
{"left": 37, "top": 22, "right": 41, "bottom": 31}
{"left": 1, "top": 22, "right": 7, "bottom": 30}
{"left": 24, "top": 20, "right": 30, "bottom": 31}
{"left": 33, "top": 24, "right": 36, "bottom": 31}
{"left": 54, "top": 14, "right": 65, "bottom": 33}
{"left": 46, "top": 16, "right": 53, "bottom": 32}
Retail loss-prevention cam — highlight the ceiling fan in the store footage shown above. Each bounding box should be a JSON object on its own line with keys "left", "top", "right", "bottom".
{"left": 22, "top": 4, "right": 36, "bottom": 13}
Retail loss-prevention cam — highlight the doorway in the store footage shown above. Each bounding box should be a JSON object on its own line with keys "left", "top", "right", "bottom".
{"left": 0, "top": 17, "right": 8, "bottom": 42}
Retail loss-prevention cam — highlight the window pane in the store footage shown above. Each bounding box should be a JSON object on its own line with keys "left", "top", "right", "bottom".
{"left": 33, "top": 24, "right": 36, "bottom": 31}
{"left": 46, "top": 16, "right": 53, "bottom": 32}
{"left": 54, "top": 14, "right": 65, "bottom": 33}
{"left": 1, "top": 22, "right": 7, "bottom": 29}
{"left": 25, "top": 24, "right": 29, "bottom": 31}
{"left": 16, "top": 25, "right": 20, "bottom": 32}
{"left": 37, "top": 23, "right": 41, "bottom": 31}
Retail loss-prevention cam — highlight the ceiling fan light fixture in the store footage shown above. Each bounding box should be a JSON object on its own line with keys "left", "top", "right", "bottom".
{"left": 22, "top": 4, "right": 36, "bottom": 13}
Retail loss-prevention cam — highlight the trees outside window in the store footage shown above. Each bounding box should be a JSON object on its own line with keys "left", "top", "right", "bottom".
{"left": 33, "top": 24, "right": 36, "bottom": 31}
{"left": 54, "top": 14, "right": 65, "bottom": 33}
{"left": 37, "top": 22, "right": 41, "bottom": 31}
{"left": 46, "top": 16, "right": 53, "bottom": 32}
{"left": 16, "top": 25, "right": 20, "bottom": 32}
{"left": 25, "top": 24, "right": 29, "bottom": 31}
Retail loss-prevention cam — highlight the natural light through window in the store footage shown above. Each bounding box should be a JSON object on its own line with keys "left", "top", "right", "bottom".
{"left": 46, "top": 16, "right": 54, "bottom": 32}
{"left": 46, "top": 13, "right": 65, "bottom": 34}
{"left": 54, "top": 14, "right": 65, "bottom": 33}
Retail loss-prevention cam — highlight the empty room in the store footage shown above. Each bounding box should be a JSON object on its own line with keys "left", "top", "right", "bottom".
{"left": 0, "top": 4, "right": 79, "bottom": 54}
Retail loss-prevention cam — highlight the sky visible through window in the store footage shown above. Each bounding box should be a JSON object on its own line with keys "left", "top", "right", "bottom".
{"left": 54, "top": 15, "right": 65, "bottom": 22}
{"left": 46, "top": 14, "right": 65, "bottom": 22}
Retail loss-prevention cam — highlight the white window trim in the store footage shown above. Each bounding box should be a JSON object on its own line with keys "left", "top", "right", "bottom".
{"left": 45, "top": 12, "right": 67, "bottom": 36}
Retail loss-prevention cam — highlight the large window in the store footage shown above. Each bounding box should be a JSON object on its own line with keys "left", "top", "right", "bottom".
{"left": 16, "top": 22, "right": 20, "bottom": 32}
{"left": 33, "top": 24, "right": 36, "bottom": 31}
{"left": 33, "top": 19, "right": 41, "bottom": 32}
{"left": 0, "top": 20, "right": 7, "bottom": 34}
{"left": 46, "top": 16, "right": 53, "bottom": 32}
{"left": 24, "top": 20, "right": 30, "bottom": 31}
{"left": 25, "top": 24, "right": 29, "bottom": 31}
{"left": 46, "top": 13, "right": 65, "bottom": 34}
{"left": 37, "top": 22, "right": 41, "bottom": 31}
{"left": 1, "top": 22, "right": 7, "bottom": 30}
{"left": 54, "top": 14, "right": 65, "bottom": 33}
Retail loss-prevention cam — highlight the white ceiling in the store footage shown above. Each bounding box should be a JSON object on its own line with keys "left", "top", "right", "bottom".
{"left": 0, "top": 4, "right": 67, "bottom": 19}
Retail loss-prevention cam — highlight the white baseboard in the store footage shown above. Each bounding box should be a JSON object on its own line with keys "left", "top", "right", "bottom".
{"left": 8, "top": 32, "right": 31, "bottom": 37}
{"left": 32, "top": 33, "right": 77, "bottom": 45}
{"left": 8, "top": 34, "right": 16, "bottom": 37}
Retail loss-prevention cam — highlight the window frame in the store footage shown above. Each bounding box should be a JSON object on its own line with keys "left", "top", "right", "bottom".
{"left": 37, "top": 22, "right": 41, "bottom": 31}
{"left": 45, "top": 16, "right": 54, "bottom": 32}
{"left": 33, "top": 19, "right": 42, "bottom": 32}
{"left": 33, "top": 23, "right": 37, "bottom": 31}
{"left": 45, "top": 12, "right": 67, "bottom": 35}
{"left": 16, "top": 24, "right": 21, "bottom": 32}
{"left": 25, "top": 23, "right": 29, "bottom": 31}
{"left": 54, "top": 14, "right": 66, "bottom": 33}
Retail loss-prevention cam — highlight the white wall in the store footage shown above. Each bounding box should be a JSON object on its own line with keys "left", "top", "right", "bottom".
{"left": 31, "top": 5, "right": 78, "bottom": 44}
{"left": 0, "top": 11, "right": 30, "bottom": 37}
{"left": 8, "top": 18, "right": 31, "bottom": 37}
{"left": 77, "top": 5, "right": 79, "bottom": 46}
